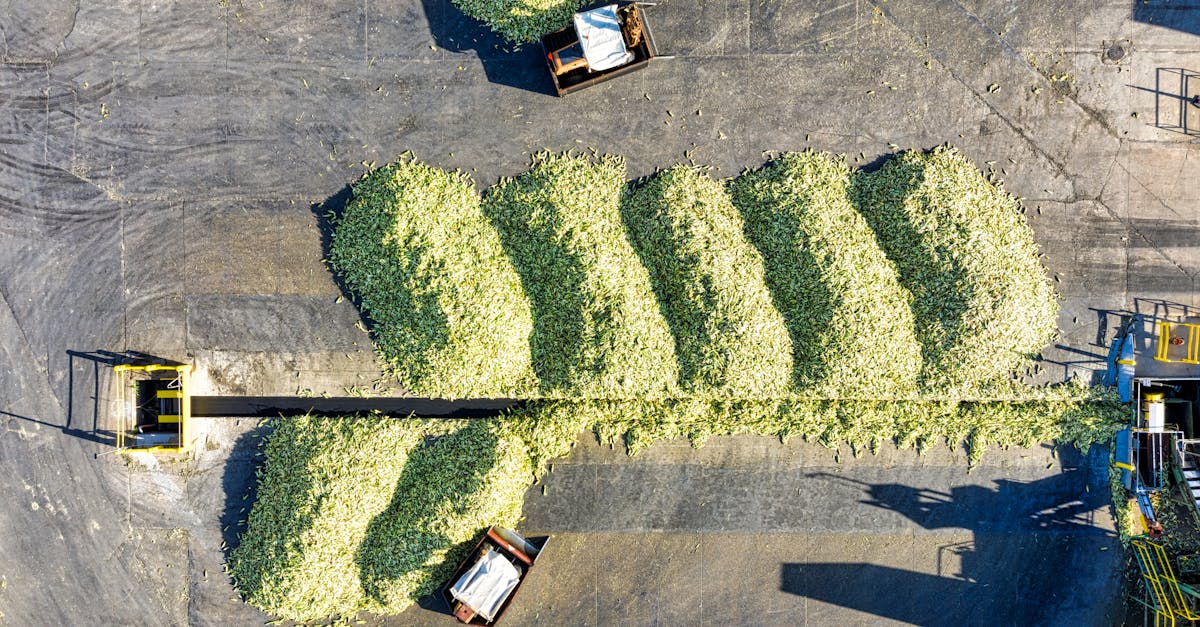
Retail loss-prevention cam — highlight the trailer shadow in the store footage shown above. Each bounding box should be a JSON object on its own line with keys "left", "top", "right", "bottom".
{"left": 420, "top": 0, "right": 558, "bottom": 96}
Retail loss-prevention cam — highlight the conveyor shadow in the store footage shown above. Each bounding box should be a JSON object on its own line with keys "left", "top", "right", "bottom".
{"left": 47, "top": 349, "right": 187, "bottom": 447}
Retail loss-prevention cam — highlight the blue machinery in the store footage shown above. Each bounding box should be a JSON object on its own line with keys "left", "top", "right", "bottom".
{"left": 1116, "top": 315, "right": 1200, "bottom": 623}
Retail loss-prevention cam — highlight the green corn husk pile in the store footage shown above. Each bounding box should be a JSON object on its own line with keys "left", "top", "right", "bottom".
{"left": 729, "top": 151, "right": 923, "bottom": 396}
{"left": 451, "top": 0, "right": 585, "bottom": 44}
{"left": 236, "top": 146, "right": 1111, "bottom": 622}
{"left": 231, "top": 387, "right": 1124, "bottom": 621}
{"left": 576, "top": 383, "right": 1125, "bottom": 464}
{"left": 851, "top": 146, "right": 1059, "bottom": 392}
{"left": 329, "top": 158, "right": 535, "bottom": 398}
{"left": 483, "top": 152, "right": 678, "bottom": 397}
{"left": 228, "top": 416, "right": 536, "bottom": 622}
{"left": 331, "top": 149, "right": 1058, "bottom": 399}
{"left": 622, "top": 165, "right": 792, "bottom": 396}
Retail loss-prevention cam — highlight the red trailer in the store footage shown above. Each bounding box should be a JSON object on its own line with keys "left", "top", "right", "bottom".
{"left": 441, "top": 526, "right": 548, "bottom": 624}
{"left": 541, "top": 2, "right": 660, "bottom": 96}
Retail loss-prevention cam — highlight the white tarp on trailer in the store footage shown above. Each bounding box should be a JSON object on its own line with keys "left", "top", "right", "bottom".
{"left": 450, "top": 549, "right": 521, "bottom": 622}
{"left": 574, "top": 4, "right": 634, "bottom": 71}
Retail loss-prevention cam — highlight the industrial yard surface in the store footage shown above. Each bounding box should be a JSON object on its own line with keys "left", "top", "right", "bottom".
{"left": 1, "top": 0, "right": 1198, "bottom": 624}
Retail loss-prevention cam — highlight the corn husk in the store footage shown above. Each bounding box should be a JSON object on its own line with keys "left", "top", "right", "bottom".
{"left": 452, "top": 0, "right": 585, "bottom": 44}
{"left": 329, "top": 158, "right": 535, "bottom": 398}
{"left": 228, "top": 416, "right": 533, "bottom": 622}
{"left": 728, "top": 151, "right": 923, "bottom": 396}
{"left": 482, "top": 152, "right": 679, "bottom": 397}
{"left": 238, "top": 147, "right": 1106, "bottom": 622}
{"left": 851, "top": 146, "right": 1059, "bottom": 392}
{"left": 622, "top": 165, "right": 792, "bottom": 396}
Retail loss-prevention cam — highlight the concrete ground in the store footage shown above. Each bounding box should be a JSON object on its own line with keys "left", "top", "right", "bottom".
{"left": 501, "top": 437, "right": 1119, "bottom": 627}
{"left": 2, "top": 0, "right": 1198, "bottom": 624}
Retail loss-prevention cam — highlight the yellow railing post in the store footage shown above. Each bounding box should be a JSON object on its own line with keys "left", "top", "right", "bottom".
{"left": 1156, "top": 321, "right": 1200, "bottom": 364}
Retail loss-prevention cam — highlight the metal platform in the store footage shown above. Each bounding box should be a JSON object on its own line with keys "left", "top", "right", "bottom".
{"left": 1134, "top": 315, "right": 1200, "bottom": 381}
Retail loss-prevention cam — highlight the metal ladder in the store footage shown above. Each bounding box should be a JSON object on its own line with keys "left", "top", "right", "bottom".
{"left": 1182, "top": 448, "right": 1200, "bottom": 513}
{"left": 1132, "top": 538, "right": 1200, "bottom": 626}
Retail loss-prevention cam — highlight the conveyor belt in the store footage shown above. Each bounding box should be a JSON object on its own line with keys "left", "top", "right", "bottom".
{"left": 190, "top": 396, "right": 521, "bottom": 418}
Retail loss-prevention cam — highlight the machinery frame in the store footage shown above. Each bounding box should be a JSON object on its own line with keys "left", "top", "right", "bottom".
{"left": 112, "top": 363, "right": 193, "bottom": 454}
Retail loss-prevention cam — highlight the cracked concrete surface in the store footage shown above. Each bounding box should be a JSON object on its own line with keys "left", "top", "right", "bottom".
{"left": 1, "top": 0, "right": 1197, "bottom": 624}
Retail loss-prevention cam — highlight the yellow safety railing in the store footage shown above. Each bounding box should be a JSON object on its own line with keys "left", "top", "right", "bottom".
{"left": 1156, "top": 322, "right": 1200, "bottom": 364}
{"left": 115, "top": 367, "right": 129, "bottom": 451}
{"left": 1133, "top": 538, "right": 1200, "bottom": 624}
{"left": 111, "top": 363, "right": 192, "bottom": 454}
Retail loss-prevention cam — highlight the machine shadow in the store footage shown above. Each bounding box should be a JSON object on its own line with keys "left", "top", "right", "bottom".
{"left": 1116, "top": 298, "right": 1200, "bottom": 360}
{"left": 781, "top": 562, "right": 981, "bottom": 626}
{"left": 1023, "top": 307, "right": 1131, "bottom": 386}
{"left": 1042, "top": 300, "right": 1198, "bottom": 388}
{"left": 310, "top": 185, "right": 381, "bottom": 343}
{"left": 784, "top": 444, "right": 1117, "bottom": 625}
{"left": 1128, "top": 68, "right": 1200, "bottom": 136}
{"left": 1133, "top": 4, "right": 1200, "bottom": 38}
{"left": 54, "top": 349, "right": 187, "bottom": 447}
{"left": 420, "top": 0, "right": 558, "bottom": 96}
{"left": 218, "top": 423, "right": 276, "bottom": 554}
{"left": 1134, "top": 297, "right": 1200, "bottom": 320}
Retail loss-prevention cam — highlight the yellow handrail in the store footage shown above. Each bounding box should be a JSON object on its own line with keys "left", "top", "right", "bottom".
{"left": 1134, "top": 539, "right": 1176, "bottom": 626}
{"left": 111, "top": 363, "right": 192, "bottom": 454}
{"left": 1133, "top": 538, "right": 1200, "bottom": 623}
{"left": 115, "top": 368, "right": 128, "bottom": 450}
